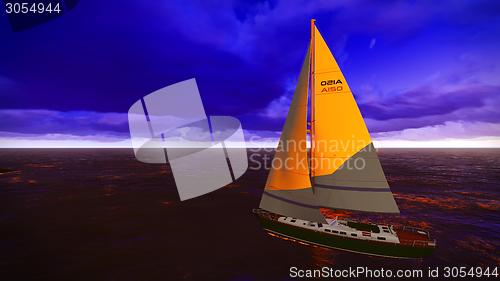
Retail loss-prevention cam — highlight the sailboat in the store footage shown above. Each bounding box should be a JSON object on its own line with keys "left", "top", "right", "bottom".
{"left": 253, "top": 20, "right": 436, "bottom": 259}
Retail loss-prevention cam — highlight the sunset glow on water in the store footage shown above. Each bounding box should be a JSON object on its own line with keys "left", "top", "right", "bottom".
{"left": 0, "top": 148, "right": 498, "bottom": 280}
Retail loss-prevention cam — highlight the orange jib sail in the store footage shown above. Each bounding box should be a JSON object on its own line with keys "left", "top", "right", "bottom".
{"left": 259, "top": 45, "right": 326, "bottom": 223}
{"left": 265, "top": 46, "right": 312, "bottom": 190}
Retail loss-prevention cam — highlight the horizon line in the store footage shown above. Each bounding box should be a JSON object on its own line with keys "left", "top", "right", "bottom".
{"left": 2, "top": 147, "right": 500, "bottom": 149}
{"left": 1, "top": 137, "right": 500, "bottom": 149}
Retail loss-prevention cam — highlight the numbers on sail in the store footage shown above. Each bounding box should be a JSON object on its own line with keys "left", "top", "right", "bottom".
{"left": 319, "top": 79, "right": 343, "bottom": 93}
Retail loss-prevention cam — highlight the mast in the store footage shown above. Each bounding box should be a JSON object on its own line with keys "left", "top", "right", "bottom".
{"left": 310, "top": 19, "right": 316, "bottom": 179}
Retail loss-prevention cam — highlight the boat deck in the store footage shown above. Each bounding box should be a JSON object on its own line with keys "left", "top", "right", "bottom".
{"left": 395, "top": 226, "right": 435, "bottom": 247}
{"left": 345, "top": 221, "right": 380, "bottom": 233}
{"left": 253, "top": 208, "right": 436, "bottom": 248}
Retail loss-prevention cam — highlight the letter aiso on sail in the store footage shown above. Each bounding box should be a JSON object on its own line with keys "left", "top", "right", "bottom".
{"left": 253, "top": 20, "right": 436, "bottom": 259}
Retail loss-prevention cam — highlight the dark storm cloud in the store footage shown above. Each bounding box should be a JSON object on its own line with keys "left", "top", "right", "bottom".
{"left": 360, "top": 85, "right": 500, "bottom": 122}
{"left": 0, "top": 1, "right": 283, "bottom": 115}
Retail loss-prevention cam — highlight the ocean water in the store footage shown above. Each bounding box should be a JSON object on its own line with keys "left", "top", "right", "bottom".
{"left": 0, "top": 148, "right": 498, "bottom": 280}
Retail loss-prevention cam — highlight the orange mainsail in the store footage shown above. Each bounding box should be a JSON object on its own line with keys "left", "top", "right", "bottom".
{"left": 310, "top": 23, "right": 399, "bottom": 214}
{"left": 311, "top": 26, "right": 372, "bottom": 177}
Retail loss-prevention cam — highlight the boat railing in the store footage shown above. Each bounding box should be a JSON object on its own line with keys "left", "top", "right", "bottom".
{"left": 399, "top": 225, "right": 430, "bottom": 237}
{"left": 252, "top": 208, "right": 281, "bottom": 220}
{"left": 399, "top": 238, "right": 436, "bottom": 248}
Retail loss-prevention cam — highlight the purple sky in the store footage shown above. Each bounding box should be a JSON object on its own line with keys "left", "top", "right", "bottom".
{"left": 1, "top": 0, "right": 500, "bottom": 147}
